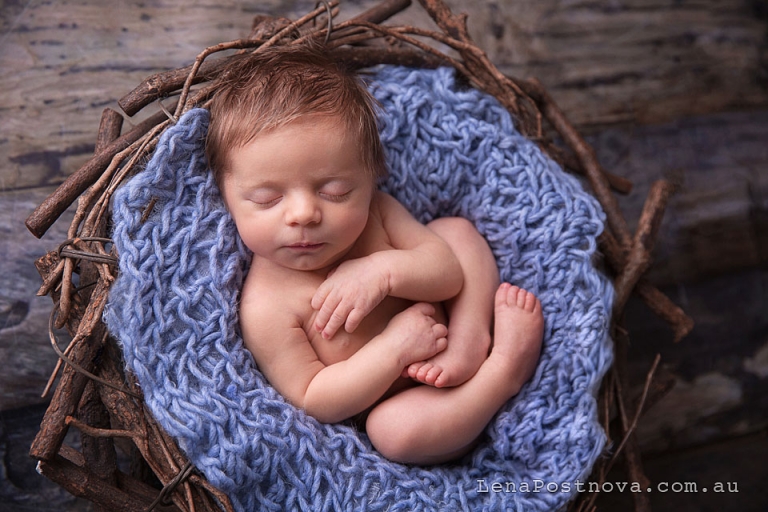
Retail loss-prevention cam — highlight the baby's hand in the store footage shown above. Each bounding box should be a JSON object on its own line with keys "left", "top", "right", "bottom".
{"left": 311, "top": 257, "right": 391, "bottom": 339}
{"left": 383, "top": 302, "right": 448, "bottom": 368}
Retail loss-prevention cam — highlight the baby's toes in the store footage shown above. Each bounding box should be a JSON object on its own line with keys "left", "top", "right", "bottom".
{"left": 422, "top": 364, "right": 443, "bottom": 386}
{"left": 494, "top": 283, "right": 513, "bottom": 310}
{"left": 505, "top": 284, "right": 539, "bottom": 313}
{"left": 409, "top": 361, "right": 446, "bottom": 387}
{"left": 513, "top": 286, "right": 528, "bottom": 309}
{"left": 522, "top": 289, "right": 539, "bottom": 312}
{"left": 430, "top": 366, "right": 449, "bottom": 388}
{"left": 407, "top": 361, "right": 428, "bottom": 380}
{"left": 415, "top": 362, "right": 435, "bottom": 382}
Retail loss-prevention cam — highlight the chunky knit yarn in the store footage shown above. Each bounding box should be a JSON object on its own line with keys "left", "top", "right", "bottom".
{"left": 105, "top": 66, "right": 614, "bottom": 512}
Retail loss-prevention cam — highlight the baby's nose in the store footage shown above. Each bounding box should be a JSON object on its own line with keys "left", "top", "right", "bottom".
{"left": 285, "top": 194, "right": 321, "bottom": 225}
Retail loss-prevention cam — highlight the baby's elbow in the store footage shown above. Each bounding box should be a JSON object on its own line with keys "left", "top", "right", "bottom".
{"left": 302, "top": 402, "right": 347, "bottom": 424}
{"left": 301, "top": 387, "right": 349, "bottom": 424}
{"left": 448, "top": 253, "right": 464, "bottom": 293}
{"left": 437, "top": 247, "right": 463, "bottom": 297}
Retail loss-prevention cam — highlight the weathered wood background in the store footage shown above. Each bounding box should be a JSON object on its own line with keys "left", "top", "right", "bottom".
{"left": 1, "top": 0, "right": 767, "bottom": 509}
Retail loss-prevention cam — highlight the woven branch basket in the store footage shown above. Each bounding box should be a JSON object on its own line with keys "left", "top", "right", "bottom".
{"left": 26, "top": 1, "right": 693, "bottom": 511}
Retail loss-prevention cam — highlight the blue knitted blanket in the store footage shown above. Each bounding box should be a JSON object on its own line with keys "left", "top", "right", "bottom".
{"left": 105, "top": 66, "right": 614, "bottom": 512}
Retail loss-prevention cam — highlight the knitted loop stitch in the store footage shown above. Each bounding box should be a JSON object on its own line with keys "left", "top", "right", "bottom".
{"left": 105, "top": 66, "right": 614, "bottom": 512}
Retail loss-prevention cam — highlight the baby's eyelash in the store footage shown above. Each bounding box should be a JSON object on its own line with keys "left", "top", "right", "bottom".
{"left": 251, "top": 197, "right": 281, "bottom": 207}
{"left": 320, "top": 191, "right": 351, "bottom": 202}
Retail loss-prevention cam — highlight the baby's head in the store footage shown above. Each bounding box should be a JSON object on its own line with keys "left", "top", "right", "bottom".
{"left": 206, "top": 42, "right": 387, "bottom": 272}
{"left": 206, "top": 41, "right": 387, "bottom": 189}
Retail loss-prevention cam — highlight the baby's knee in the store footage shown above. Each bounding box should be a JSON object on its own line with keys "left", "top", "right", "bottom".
{"left": 427, "top": 216, "right": 477, "bottom": 239}
{"left": 366, "top": 408, "right": 422, "bottom": 463}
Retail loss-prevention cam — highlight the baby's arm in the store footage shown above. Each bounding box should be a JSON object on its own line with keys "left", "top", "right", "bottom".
{"left": 376, "top": 192, "right": 464, "bottom": 299}
{"left": 242, "top": 298, "right": 447, "bottom": 423}
{"left": 312, "top": 192, "right": 463, "bottom": 339}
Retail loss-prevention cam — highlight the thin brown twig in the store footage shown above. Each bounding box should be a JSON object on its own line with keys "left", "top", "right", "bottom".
{"left": 26, "top": 110, "right": 170, "bottom": 239}
{"left": 41, "top": 333, "right": 77, "bottom": 399}
{"left": 36, "top": 257, "right": 66, "bottom": 297}
{"left": 577, "top": 355, "right": 660, "bottom": 512}
{"left": 613, "top": 180, "right": 676, "bottom": 315}
{"left": 334, "top": 20, "right": 471, "bottom": 80}
{"left": 65, "top": 416, "right": 139, "bottom": 440}
{"left": 174, "top": 1, "right": 341, "bottom": 118}
{"left": 606, "top": 354, "right": 660, "bottom": 478}
{"left": 48, "top": 310, "right": 141, "bottom": 399}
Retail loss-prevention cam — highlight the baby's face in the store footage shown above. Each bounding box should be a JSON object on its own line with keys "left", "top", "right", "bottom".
{"left": 221, "top": 115, "right": 375, "bottom": 272}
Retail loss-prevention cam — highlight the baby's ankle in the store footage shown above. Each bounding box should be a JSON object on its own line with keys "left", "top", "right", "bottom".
{"left": 449, "top": 322, "right": 491, "bottom": 351}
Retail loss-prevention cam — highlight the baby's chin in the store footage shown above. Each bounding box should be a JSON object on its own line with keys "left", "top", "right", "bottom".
{"left": 248, "top": 242, "right": 356, "bottom": 274}
{"left": 275, "top": 251, "right": 348, "bottom": 274}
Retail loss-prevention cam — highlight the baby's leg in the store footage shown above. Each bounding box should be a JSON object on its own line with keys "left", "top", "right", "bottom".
{"left": 406, "top": 217, "right": 499, "bottom": 388}
{"left": 368, "top": 283, "right": 543, "bottom": 465}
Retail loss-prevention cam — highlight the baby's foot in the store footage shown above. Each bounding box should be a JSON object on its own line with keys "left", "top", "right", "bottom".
{"left": 405, "top": 322, "right": 490, "bottom": 388}
{"left": 487, "top": 283, "right": 544, "bottom": 390}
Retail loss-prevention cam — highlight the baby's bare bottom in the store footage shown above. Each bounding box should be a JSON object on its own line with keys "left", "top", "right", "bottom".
{"left": 407, "top": 217, "right": 499, "bottom": 388}
{"left": 366, "top": 283, "right": 544, "bottom": 465}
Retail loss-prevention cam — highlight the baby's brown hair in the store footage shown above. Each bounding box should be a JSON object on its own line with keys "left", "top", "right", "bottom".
{"left": 206, "top": 42, "right": 387, "bottom": 187}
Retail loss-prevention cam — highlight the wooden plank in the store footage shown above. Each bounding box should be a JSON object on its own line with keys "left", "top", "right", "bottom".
{"left": 0, "top": 0, "right": 416, "bottom": 191}
{"left": 622, "top": 266, "right": 768, "bottom": 454}
{"left": 0, "top": 187, "right": 75, "bottom": 411}
{"left": 589, "top": 109, "right": 768, "bottom": 286}
{"left": 1, "top": 0, "right": 766, "bottom": 191}
{"left": 470, "top": 0, "right": 768, "bottom": 126}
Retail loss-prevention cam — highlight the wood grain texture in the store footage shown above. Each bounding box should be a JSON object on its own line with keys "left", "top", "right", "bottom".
{"left": 0, "top": 187, "right": 74, "bottom": 411}
{"left": 470, "top": 0, "right": 768, "bottom": 125}
{"left": 589, "top": 109, "right": 768, "bottom": 285}
{"left": 1, "top": 0, "right": 766, "bottom": 190}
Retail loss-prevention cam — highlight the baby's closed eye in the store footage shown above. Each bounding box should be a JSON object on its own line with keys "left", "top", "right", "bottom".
{"left": 319, "top": 180, "right": 352, "bottom": 201}
{"left": 250, "top": 188, "right": 282, "bottom": 206}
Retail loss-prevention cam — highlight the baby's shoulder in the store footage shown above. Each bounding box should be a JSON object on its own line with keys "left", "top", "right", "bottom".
{"left": 353, "top": 191, "right": 414, "bottom": 254}
{"left": 370, "top": 190, "right": 399, "bottom": 217}
{"left": 372, "top": 190, "right": 410, "bottom": 214}
{"left": 358, "top": 191, "right": 421, "bottom": 250}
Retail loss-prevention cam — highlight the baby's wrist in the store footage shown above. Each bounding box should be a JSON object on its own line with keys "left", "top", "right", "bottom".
{"left": 368, "top": 251, "right": 394, "bottom": 295}
{"left": 369, "top": 327, "right": 409, "bottom": 370}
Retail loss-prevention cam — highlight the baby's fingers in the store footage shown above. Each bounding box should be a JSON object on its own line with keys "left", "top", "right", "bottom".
{"left": 344, "top": 308, "right": 366, "bottom": 334}
{"left": 312, "top": 293, "right": 341, "bottom": 336}
{"left": 311, "top": 279, "right": 352, "bottom": 338}
{"left": 318, "top": 302, "right": 352, "bottom": 340}
{"left": 311, "top": 283, "right": 331, "bottom": 311}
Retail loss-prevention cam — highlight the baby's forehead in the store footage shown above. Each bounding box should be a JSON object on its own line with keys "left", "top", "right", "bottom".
{"left": 227, "top": 117, "right": 369, "bottom": 172}
{"left": 218, "top": 109, "right": 381, "bottom": 182}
